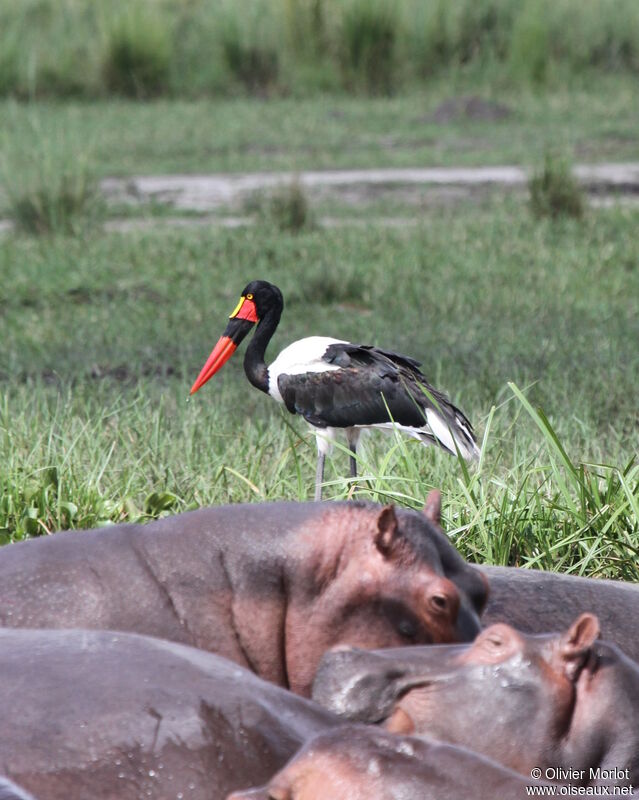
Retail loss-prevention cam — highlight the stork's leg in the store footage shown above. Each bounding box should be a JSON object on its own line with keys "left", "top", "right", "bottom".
{"left": 315, "top": 452, "right": 325, "bottom": 502}
{"left": 313, "top": 428, "right": 336, "bottom": 501}
{"left": 346, "top": 427, "right": 361, "bottom": 479}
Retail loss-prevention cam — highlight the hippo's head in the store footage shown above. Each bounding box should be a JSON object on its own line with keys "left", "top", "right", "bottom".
{"left": 284, "top": 492, "right": 488, "bottom": 696}
{"left": 313, "top": 614, "right": 639, "bottom": 783}
{"left": 227, "top": 725, "right": 530, "bottom": 800}
{"left": 225, "top": 726, "right": 430, "bottom": 800}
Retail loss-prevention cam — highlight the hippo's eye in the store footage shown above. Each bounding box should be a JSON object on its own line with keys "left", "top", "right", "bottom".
{"left": 484, "top": 632, "right": 504, "bottom": 649}
{"left": 430, "top": 593, "right": 448, "bottom": 612}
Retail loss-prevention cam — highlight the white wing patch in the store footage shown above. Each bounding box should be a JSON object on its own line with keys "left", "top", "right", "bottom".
{"left": 267, "top": 336, "right": 347, "bottom": 402}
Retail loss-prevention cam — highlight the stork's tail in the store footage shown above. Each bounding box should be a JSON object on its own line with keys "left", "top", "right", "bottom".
{"left": 423, "top": 405, "right": 480, "bottom": 462}
{"left": 395, "top": 376, "right": 480, "bottom": 461}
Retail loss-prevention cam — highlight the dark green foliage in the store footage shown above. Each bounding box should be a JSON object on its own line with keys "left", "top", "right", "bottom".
{"left": 0, "top": 38, "right": 19, "bottom": 96}
{"left": 102, "top": 11, "right": 172, "bottom": 98}
{"left": 222, "top": 24, "right": 279, "bottom": 94}
{"left": 268, "top": 181, "right": 311, "bottom": 232}
{"left": 529, "top": 153, "right": 584, "bottom": 219}
{"left": 0, "top": 110, "right": 100, "bottom": 235}
{"left": 1, "top": 0, "right": 639, "bottom": 98}
{"left": 509, "top": 0, "right": 550, "bottom": 84}
{"left": 341, "top": 0, "right": 397, "bottom": 94}
{"left": 246, "top": 181, "right": 312, "bottom": 232}
{"left": 284, "top": 0, "right": 329, "bottom": 58}
{"left": 11, "top": 180, "right": 96, "bottom": 235}
{"left": 455, "top": 0, "right": 509, "bottom": 63}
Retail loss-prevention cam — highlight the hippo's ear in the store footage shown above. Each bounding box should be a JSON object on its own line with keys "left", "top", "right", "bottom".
{"left": 374, "top": 505, "right": 404, "bottom": 560}
{"left": 559, "top": 613, "right": 600, "bottom": 681}
{"left": 423, "top": 489, "right": 442, "bottom": 526}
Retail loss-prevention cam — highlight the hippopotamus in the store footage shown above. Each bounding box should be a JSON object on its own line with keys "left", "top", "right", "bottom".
{"left": 482, "top": 565, "right": 639, "bottom": 661}
{"left": 228, "top": 726, "right": 542, "bottom": 800}
{"left": 0, "top": 627, "right": 339, "bottom": 800}
{"left": 0, "top": 495, "right": 487, "bottom": 696}
{"left": 312, "top": 614, "right": 639, "bottom": 786}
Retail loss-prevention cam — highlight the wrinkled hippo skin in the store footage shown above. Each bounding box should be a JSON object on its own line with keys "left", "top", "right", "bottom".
{"left": 482, "top": 565, "right": 639, "bottom": 661}
{"left": 313, "top": 614, "right": 639, "bottom": 786}
{"left": 228, "top": 726, "right": 544, "bottom": 800}
{"left": 0, "top": 496, "right": 486, "bottom": 695}
{"left": 0, "top": 628, "right": 338, "bottom": 800}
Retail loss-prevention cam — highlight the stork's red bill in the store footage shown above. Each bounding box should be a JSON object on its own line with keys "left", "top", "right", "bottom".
{"left": 190, "top": 280, "right": 479, "bottom": 500}
{"left": 190, "top": 294, "right": 259, "bottom": 394}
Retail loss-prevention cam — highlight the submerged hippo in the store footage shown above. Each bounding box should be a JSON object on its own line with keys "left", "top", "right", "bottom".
{"left": 0, "top": 495, "right": 487, "bottom": 695}
{"left": 228, "top": 726, "right": 540, "bottom": 800}
{"left": 482, "top": 565, "right": 639, "bottom": 661}
{"left": 312, "top": 614, "right": 639, "bottom": 786}
{"left": 0, "top": 627, "right": 338, "bottom": 800}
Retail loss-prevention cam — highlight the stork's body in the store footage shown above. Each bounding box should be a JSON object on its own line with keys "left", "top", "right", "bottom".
{"left": 191, "top": 281, "right": 479, "bottom": 500}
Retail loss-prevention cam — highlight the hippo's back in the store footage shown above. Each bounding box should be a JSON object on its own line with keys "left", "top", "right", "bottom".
{"left": 0, "top": 628, "right": 337, "bottom": 800}
{"left": 482, "top": 566, "right": 639, "bottom": 661}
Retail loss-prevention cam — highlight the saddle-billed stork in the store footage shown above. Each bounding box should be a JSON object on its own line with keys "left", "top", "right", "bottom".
{"left": 190, "top": 280, "right": 479, "bottom": 500}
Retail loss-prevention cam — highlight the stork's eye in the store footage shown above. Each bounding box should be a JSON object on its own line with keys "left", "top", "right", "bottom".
{"left": 246, "top": 293, "right": 254, "bottom": 300}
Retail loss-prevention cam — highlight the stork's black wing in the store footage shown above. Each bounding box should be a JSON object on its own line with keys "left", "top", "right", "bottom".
{"left": 277, "top": 343, "right": 477, "bottom": 456}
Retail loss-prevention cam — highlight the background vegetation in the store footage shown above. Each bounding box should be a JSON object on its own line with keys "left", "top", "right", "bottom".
{"left": 0, "top": 0, "right": 639, "bottom": 99}
{"left": 0, "top": 0, "right": 637, "bottom": 579}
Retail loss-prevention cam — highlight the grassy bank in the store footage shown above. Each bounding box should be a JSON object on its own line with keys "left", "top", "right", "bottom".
{"left": 1, "top": 201, "right": 637, "bottom": 574}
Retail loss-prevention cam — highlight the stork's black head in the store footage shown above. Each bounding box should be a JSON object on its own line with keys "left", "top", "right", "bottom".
{"left": 190, "top": 280, "right": 284, "bottom": 395}
{"left": 240, "top": 280, "right": 284, "bottom": 322}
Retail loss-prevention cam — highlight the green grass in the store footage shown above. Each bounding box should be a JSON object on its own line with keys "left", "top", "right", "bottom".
{"left": 0, "top": 105, "right": 99, "bottom": 233}
{"left": 340, "top": 0, "right": 398, "bottom": 95}
{"left": 1, "top": 0, "right": 639, "bottom": 99}
{"left": 1, "top": 203, "right": 638, "bottom": 575}
{"left": 1, "top": 75, "right": 637, "bottom": 183}
{"left": 248, "top": 180, "right": 314, "bottom": 232}
{"left": 529, "top": 152, "right": 585, "bottom": 219}
{"left": 102, "top": 7, "right": 172, "bottom": 98}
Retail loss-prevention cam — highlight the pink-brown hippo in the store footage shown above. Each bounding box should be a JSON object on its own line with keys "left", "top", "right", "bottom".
{"left": 0, "top": 627, "right": 339, "bottom": 800}
{"left": 482, "top": 565, "right": 639, "bottom": 661}
{"left": 312, "top": 614, "right": 639, "bottom": 788}
{"left": 227, "top": 726, "right": 547, "bottom": 800}
{"left": 0, "top": 495, "right": 487, "bottom": 696}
